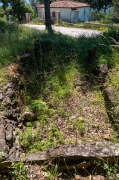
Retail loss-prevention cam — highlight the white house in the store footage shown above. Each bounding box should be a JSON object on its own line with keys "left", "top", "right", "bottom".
{"left": 36, "top": 0, "right": 90, "bottom": 23}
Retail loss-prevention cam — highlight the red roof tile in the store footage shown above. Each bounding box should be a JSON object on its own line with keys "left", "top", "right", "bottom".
{"left": 37, "top": 1, "right": 90, "bottom": 8}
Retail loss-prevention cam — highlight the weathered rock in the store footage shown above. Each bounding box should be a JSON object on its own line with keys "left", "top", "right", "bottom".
{"left": 4, "top": 110, "right": 13, "bottom": 119}
{"left": 0, "top": 80, "right": 21, "bottom": 164}
{"left": 47, "top": 142, "right": 119, "bottom": 159}
{"left": 6, "top": 130, "right": 13, "bottom": 141}
{"left": 92, "top": 175, "right": 106, "bottom": 180}
{"left": 13, "top": 107, "right": 20, "bottom": 113}
{"left": 74, "top": 175, "right": 81, "bottom": 180}
{"left": 4, "top": 119, "right": 17, "bottom": 127}
{"left": 104, "top": 87, "right": 117, "bottom": 106}
{"left": 9, "top": 146, "right": 16, "bottom": 160}
{"left": 3, "top": 82, "right": 13, "bottom": 90}
{"left": 12, "top": 113, "right": 19, "bottom": 120}
{"left": 23, "top": 111, "right": 37, "bottom": 121}
{"left": 0, "top": 93, "right": 4, "bottom": 101}
{"left": 93, "top": 64, "right": 108, "bottom": 76}
{"left": 2, "top": 97, "right": 11, "bottom": 105}
{"left": 103, "top": 134, "right": 110, "bottom": 140}
{"left": 9, "top": 143, "right": 20, "bottom": 160}
{"left": 1, "top": 142, "right": 119, "bottom": 170}
{"left": 0, "top": 124, "right": 8, "bottom": 160}
{"left": 11, "top": 101, "right": 18, "bottom": 108}
{"left": 26, "top": 152, "right": 47, "bottom": 163}
{"left": 6, "top": 88, "right": 15, "bottom": 98}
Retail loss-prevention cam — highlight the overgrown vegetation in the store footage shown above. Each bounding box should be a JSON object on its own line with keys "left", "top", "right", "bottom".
{"left": 10, "top": 161, "right": 27, "bottom": 180}
{"left": 1, "top": 18, "right": 119, "bottom": 179}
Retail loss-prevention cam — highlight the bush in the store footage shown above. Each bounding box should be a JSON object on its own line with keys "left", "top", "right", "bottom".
{"left": 109, "top": 7, "right": 119, "bottom": 23}
{"left": 91, "top": 10, "right": 110, "bottom": 24}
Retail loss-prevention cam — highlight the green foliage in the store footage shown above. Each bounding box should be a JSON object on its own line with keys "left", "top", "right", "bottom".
{"left": 109, "top": 6, "right": 119, "bottom": 23}
{"left": 91, "top": 10, "right": 110, "bottom": 23}
{"left": 19, "top": 122, "right": 64, "bottom": 152}
{"left": 79, "top": 0, "right": 112, "bottom": 12}
{"left": 10, "top": 161, "right": 27, "bottom": 180}
{"left": 32, "top": 99, "right": 50, "bottom": 115}
{"left": 68, "top": 118, "right": 89, "bottom": 136}
{"left": 102, "top": 161, "right": 119, "bottom": 180}
{"left": 0, "top": 7, "right": 5, "bottom": 17}
{"left": 103, "top": 29, "right": 119, "bottom": 40}
{"left": 43, "top": 164, "right": 61, "bottom": 180}
{"left": 19, "top": 127, "right": 36, "bottom": 150}
{"left": 1, "top": 0, "right": 31, "bottom": 21}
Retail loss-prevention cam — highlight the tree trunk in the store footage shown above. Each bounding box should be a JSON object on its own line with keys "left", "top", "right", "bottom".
{"left": 44, "top": 0, "right": 52, "bottom": 30}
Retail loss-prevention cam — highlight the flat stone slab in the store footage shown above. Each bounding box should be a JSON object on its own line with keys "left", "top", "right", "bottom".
{"left": 1, "top": 142, "right": 119, "bottom": 169}
{"left": 26, "top": 152, "right": 47, "bottom": 163}
{"left": 19, "top": 53, "right": 31, "bottom": 60}
{"left": 47, "top": 142, "right": 119, "bottom": 158}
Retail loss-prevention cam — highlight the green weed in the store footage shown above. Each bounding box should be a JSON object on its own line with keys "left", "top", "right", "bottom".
{"left": 43, "top": 164, "right": 61, "bottom": 180}
{"left": 19, "top": 122, "right": 64, "bottom": 153}
{"left": 10, "top": 161, "right": 27, "bottom": 180}
{"left": 101, "top": 160, "right": 119, "bottom": 180}
{"left": 69, "top": 118, "right": 89, "bottom": 136}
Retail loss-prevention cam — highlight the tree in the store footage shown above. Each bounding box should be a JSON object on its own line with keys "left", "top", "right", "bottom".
{"left": 23, "top": 0, "right": 52, "bottom": 30}
{"left": 28, "top": 0, "right": 52, "bottom": 29}
{"left": 109, "top": 0, "right": 119, "bottom": 23}
{"left": 113, "top": 0, "right": 119, "bottom": 7}
{"left": 44, "top": 0, "right": 52, "bottom": 30}
{"left": 0, "top": 0, "right": 8, "bottom": 10}
{"left": 0, "top": 0, "right": 32, "bottom": 21}
{"left": 0, "top": 6, "right": 4, "bottom": 17}
{"left": 79, "top": 0, "right": 112, "bottom": 12}
{"left": 11, "top": 0, "right": 26, "bottom": 21}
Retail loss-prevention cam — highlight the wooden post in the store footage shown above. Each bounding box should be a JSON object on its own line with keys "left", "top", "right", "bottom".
{"left": 57, "top": 11, "right": 60, "bottom": 24}
{"left": 25, "top": 13, "right": 31, "bottom": 22}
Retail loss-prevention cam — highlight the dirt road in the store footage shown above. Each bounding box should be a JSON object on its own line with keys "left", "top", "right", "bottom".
{"left": 24, "top": 24, "right": 102, "bottom": 38}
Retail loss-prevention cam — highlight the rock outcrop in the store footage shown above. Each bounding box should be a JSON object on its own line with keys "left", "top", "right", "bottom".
{"left": 0, "top": 80, "right": 21, "bottom": 161}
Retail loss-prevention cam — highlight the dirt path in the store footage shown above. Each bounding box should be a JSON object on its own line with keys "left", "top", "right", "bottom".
{"left": 23, "top": 24, "right": 102, "bottom": 37}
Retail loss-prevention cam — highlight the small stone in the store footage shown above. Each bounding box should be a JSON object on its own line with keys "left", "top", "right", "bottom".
{"left": 6, "top": 88, "right": 15, "bottom": 98}
{"left": 23, "top": 111, "right": 37, "bottom": 121}
{"left": 116, "top": 174, "right": 119, "bottom": 178}
{"left": 2, "top": 97, "right": 11, "bottom": 105}
{"left": 103, "top": 134, "right": 110, "bottom": 140}
{"left": 6, "top": 130, "right": 13, "bottom": 141}
{"left": 92, "top": 175, "right": 106, "bottom": 180}
{"left": 74, "top": 175, "right": 81, "bottom": 180}
{"left": 18, "top": 123, "right": 23, "bottom": 128}
{"left": 4, "top": 110, "right": 12, "bottom": 118}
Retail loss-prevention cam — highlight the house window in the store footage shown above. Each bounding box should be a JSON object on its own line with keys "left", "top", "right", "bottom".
{"left": 52, "top": 11, "right": 56, "bottom": 17}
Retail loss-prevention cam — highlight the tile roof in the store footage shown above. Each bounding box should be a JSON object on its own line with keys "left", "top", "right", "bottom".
{"left": 37, "top": 1, "right": 90, "bottom": 8}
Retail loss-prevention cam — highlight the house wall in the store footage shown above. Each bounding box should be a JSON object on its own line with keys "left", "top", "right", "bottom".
{"left": 37, "top": 6, "right": 91, "bottom": 22}
{"left": 38, "top": 8, "right": 44, "bottom": 19}
{"left": 78, "top": 7, "right": 90, "bottom": 21}
{"left": 51, "top": 8, "right": 72, "bottom": 22}
{"left": 38, "top": 7, "right": 72, "bottom": 22}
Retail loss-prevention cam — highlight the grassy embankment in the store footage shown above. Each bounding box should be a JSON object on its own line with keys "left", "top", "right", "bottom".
{"left": 1, "top": 18, "right": 119, "bottom": 154}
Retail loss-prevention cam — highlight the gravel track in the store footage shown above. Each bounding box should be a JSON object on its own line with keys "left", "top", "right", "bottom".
{"left": 24, "top": 24, "right": 102, "bottom": 38}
